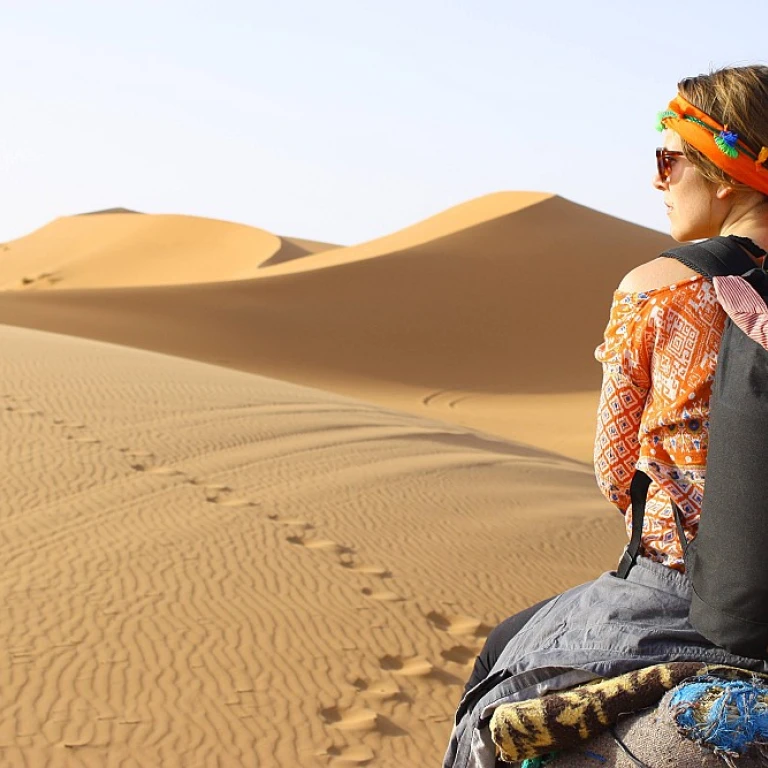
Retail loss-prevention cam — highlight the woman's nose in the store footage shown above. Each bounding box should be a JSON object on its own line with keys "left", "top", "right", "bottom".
{"left": 652, "top": 172, "right": 667, "bottom": 191}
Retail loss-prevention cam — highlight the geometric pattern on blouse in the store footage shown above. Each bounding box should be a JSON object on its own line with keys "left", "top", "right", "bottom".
{"left": 594, "top": 275, "right": 726, "bottom": 571}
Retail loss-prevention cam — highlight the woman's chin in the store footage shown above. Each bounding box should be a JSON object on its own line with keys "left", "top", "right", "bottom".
{"left": 669, "top": 226, "right": 688, "bottom": 243}
{"left": 668, "top": 215, "right": 718, "bottom": 243}
{"left": 669, "top": 222, "right": 702, "bottom": 243}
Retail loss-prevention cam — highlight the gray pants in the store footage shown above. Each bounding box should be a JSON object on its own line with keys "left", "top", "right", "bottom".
{"left": 445, "top": 558, "right": 768, "bottom": 768}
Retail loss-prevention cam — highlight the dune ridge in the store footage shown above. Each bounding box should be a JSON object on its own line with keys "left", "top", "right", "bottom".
{"left": 255, "top": 191, "right": 556, "bottom": 276}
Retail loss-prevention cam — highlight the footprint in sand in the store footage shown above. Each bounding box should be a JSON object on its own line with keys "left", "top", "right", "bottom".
{"left": 306, "top": 540, "right": 352, "bottom": 554}
{"left": 218, "top": 498, "right": 259, "bottom": 508}
{"left": 378, "top": 655, "right": 433, "bottom": 677}
{"left": 203, "top": 485, "right": 232, "bottom": 503}
{"left": 146, "top": 466, "right": 185, "bottom": 477}
{"left": 361, "top": 587, "right": 404, "bottom": 603}
{"left": 268, "top": 515, "right": 315, "bottom": 530}
{"left": 358, "top": 678, "right": 405, "bottom": 703}
{"left": 320, "top": 706, "right": 379, "bottom": 733}
{"left": 325, "top": 745, "right": 375, "bottom": 766}
{"left": 286, "top": 535, "right": 354, "bottom": 559}
{"left": 321, "top": 705, "right": 410, "bottom": 744}
{"left": 288, "top": 536, "right": 344, "bottom": 553}
{"left": 64, "top": 428, "right": 99, "bottom": 443}
{"left": 51, "top": 422, "right": 88, "bottom": 440}
{"left": 340, "top": 563, "right": 393, "bottom": 579}
{"left": 125, "top": 460, "right": 196, "bottom": 482}
{"left": 441, "top": 645, "right": 478, "bottom": 666}
{"left": 426, "top": 611, "right": 492, "bottom": 638}
{"left": 202, "top": 485, "right": 259, "bottom": 508}
{"left": 121, "top": 450, "right": 156, "bottom": 472}
{"left": 379, "top": 653, "right": 464, "bottom": 687}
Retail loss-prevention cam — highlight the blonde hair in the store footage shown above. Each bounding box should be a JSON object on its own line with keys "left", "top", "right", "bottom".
{"left": 678, "top": 65, "right": 768, "bottom": 196}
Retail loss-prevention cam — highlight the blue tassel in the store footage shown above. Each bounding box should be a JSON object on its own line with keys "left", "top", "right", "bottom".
{"left": 669, "top": 675, "right": 768, "bottom": 757}
{"left": 715, "top": 129, "right": 739, "bottom": 158}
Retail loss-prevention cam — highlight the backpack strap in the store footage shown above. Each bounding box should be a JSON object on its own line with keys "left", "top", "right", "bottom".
{"left": 662, "top": 235, "right": 761, "bottom": 278}
{"left": 617, "top": 477, "right": 692, "bottom": 577}
{"left": 616, "top": 470, "right": 652, "bottom": 578}
{"left": 672, "top": 504, "right": 689, "bottom": 556}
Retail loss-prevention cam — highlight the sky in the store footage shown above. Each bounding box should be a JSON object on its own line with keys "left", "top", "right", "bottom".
{"left": 1, "top": 0, "right": 767, "bottom": 245}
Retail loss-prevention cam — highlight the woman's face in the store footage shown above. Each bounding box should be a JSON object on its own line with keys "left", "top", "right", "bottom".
{"left": 653, "top": 131, "right": 725, "bottom": 242}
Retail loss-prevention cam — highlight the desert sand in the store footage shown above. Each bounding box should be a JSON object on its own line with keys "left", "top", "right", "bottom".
{"left": 0, "top": 193, "right": 677, "bottom": 766}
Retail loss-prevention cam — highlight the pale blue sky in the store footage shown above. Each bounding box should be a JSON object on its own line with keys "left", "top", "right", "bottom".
{"left": 1, "top": 1, "right": 766, "bottom": 245}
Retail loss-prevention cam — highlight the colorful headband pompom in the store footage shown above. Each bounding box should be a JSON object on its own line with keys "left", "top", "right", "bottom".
{"left": 757, "top": 146, "right": 768, "bottom": 170}
{"left": 655, "top": 109, "right": 678, "bottom": 132}
{"left": 715, "top": 129, "right": 739, "bottom": 158}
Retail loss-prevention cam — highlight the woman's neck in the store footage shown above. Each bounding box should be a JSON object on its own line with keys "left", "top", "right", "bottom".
{"left": 720, "top": 202, "right": 768, "bottom": 254}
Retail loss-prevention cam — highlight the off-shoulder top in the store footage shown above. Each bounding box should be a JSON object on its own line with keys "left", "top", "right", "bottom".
{"left": 594, "top": 274, "right": 726, "bottom": 570}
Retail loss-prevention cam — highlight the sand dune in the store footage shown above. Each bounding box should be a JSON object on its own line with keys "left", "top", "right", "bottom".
{"left": 0, "top": 213, "right": 336, "bottom": 290}
{"left": 0, "top": 193, "right": 674, "bottom": 460}
{"left": 79, "top": 207, "right": 143, "bottom": 216}
{"left": 256, "top": 191, "right": 556, "bottom": 275}
{"left": 0, "top": 325, "right": 624, "bottom": 767}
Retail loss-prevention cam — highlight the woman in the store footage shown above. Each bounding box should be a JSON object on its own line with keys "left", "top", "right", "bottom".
{"left": 445, "top": 64, "right": 768, "bottom": 768}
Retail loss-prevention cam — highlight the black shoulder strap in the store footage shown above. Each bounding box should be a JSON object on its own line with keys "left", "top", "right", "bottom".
{"left": 673, "top": 504, "right": 689, "bottom": 556}
{"left": 616, "top": 470, "right": 652, "bottom": 578}
{"left": 662, "top": 236, "right": 761, "bottom": 278}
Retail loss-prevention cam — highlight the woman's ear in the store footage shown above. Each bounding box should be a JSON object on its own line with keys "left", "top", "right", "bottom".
{"left": 715, "top": 183, "right": 736, "bottom": 200}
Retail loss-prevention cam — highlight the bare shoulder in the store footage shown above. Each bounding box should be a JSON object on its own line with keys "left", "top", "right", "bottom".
{"left": 617, "top": 257, "right": 701, "bottom": 293}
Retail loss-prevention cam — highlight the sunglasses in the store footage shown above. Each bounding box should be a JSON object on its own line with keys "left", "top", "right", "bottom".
{"left": 656, "top": 147, "right": 685, "bottom": 182}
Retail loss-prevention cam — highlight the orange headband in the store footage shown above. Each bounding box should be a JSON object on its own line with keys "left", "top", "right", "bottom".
{"left": 658, "top": 93, "right": 768, "bottom": 196}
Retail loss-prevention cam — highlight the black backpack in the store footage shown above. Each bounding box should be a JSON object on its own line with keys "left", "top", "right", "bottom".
{"left": 617, "top": 235, "right": 768, "bottom": 660}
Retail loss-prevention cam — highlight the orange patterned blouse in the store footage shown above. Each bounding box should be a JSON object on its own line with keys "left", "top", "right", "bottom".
{"left": 594, "top": 274, "right": 726, "bottom": 570}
